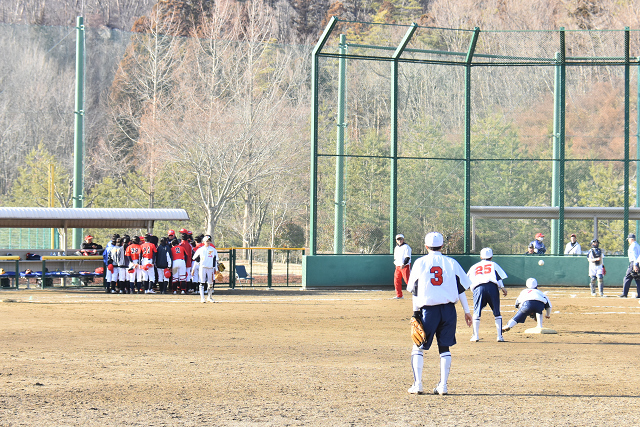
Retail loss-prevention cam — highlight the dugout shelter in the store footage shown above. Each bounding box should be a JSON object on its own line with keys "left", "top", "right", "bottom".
{"left": 0, "top": 207, "right": 189, "bottom": 288}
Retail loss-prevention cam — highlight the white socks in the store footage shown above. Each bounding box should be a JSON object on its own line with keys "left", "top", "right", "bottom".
{"left": 536, "top": 313, "right": 544, "bottom": 328}
{"left": 199, "top": 284, "right": 205, "bottom": 302}
{"left": 495, "top": 316, "right": 502, "bottom": 338}
{"left": 411, "top": 346, "right": 423, "bottom": 387}
{"left": 439, "top": 352, "right": 451, "bottom": 389}
{"left": 472, "top": 318, "right": 480, "bottom": 338}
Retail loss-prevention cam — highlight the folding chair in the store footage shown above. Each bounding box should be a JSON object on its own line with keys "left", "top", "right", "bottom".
{"left": 235, "top": 265, "right": 254, "bottom": 285}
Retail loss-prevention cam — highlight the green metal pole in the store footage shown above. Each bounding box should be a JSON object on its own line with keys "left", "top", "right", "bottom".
{"left": 624, "top": 28, "right": 630, "bottom": 251}
{"left": 72, "top": 16, "right": 85, "bottom": 251}
{"left": 464, "top": 28, "right": 480, "bottom": 254}
{"left": 390, "top": 24, "right": 417, "bottom": 253}
{"left": 334, "top": 34, "right": 347, "bottom": 254}
{"left": 310, "top": 18, "right": 337, "bottom": 256}
{"left": 552, "top": 30, "right": 565, "bottom": 255}
{"left": 636, "top": 56, "right": 640, "bottom": 236}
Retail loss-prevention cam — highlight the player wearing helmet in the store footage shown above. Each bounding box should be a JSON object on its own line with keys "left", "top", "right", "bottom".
{"left": 406, "top": 232, "right": 472, "bottom": 396}
{"left": 587, "top": 239, "right": 604, "bottom": 297}
{"left": 502, "top": 278, "right": 552, "bottom": 332}
{"left": 467, "top": 247, "right": 508, "bottom": 342}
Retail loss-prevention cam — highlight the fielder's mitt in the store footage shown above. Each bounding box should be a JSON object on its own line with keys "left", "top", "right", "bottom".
{"left": 410, "top": 315, "right": 426, "bottom": 347}
{"left": 218, "top": 262, "right": 225, "bottom": 272}
{"left": 215, "top": 271, "right": 223, "bottom": 282}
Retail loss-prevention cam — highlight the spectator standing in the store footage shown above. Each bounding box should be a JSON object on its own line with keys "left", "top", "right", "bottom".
{"left": 564, "top": 233, "right": 582, "bottom": 256}
{"left": 620, "top": 233, "right": 640, "bottom": 298}
{"left": 193, "top": 236, "right": 218, "bottom": 303}
{"left": 393, "top": 234, "right": 411, "bottom": 299}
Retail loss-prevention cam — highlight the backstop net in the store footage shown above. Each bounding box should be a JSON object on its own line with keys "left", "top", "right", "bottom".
{"left": 311, "top": 19, "right": 640, "bottom": 256}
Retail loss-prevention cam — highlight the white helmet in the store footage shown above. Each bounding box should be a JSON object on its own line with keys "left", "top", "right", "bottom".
{"left": 480, "top": 247, "right": 493, "bottom": 259}
{"left": 526, "top": 278, "right": 538, "bottom": 289}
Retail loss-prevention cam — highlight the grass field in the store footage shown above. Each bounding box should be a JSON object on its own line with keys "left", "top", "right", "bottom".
{"left": 1, "top": 286, "right": 639, "bottom": 426}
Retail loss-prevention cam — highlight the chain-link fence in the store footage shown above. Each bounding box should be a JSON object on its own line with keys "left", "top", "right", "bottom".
{"left": 311, "top": 19, "right": 640, "bottom": 256}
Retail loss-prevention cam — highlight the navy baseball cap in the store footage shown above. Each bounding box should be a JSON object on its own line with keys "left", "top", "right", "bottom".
{"left": 628, "top": 233, "right": 636, "bottom": 239}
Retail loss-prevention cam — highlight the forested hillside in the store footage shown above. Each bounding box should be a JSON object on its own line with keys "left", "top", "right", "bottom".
{"left": 2, "top": 0, "right": 640, "bottom": 251}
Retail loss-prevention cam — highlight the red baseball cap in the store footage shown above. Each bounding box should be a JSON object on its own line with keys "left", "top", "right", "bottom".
{"left": 535, "top": 233, "right": 544, "bottom": 239}
{"left": 179, "top": 228, "right": 188, "bottom": 234}
{"left": 85, "top": 235, "right": 93, "bottom": 239}
{"left": 168, "top": 229, "right": 175, "bottom": 236}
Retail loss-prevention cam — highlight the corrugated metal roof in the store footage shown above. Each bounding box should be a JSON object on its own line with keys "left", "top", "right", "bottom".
{"left": 471, "top": 206, "right": 640, "bottom": 220}
{"left": 0, "top": 208, "right": 189, "bottom": 228}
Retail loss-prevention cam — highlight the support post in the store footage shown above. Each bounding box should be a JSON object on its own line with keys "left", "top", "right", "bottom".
{"left": 334, "top": 34, "right": 347, "bottom": 254}
{"left": 624, "top": 28, "right": 630, "bottom": 252}
{"left": 551, "top": 29, "right": 566, "bottom": 256}
{"left": 390, "top": 23, "right": 417, "bottom": 252}
{"left": 464, "top": 28, "right": 480, "bottom": 254}
{"left": 310, "top": 18, "right": 337, "bottom": 255}
{"left": 72, "top": 16, "right": 85, "bottom": 251}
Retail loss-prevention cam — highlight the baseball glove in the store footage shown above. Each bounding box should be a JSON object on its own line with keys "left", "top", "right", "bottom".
{"left": 218, "top": 262, "right": 225, "bottom": 272}
{"left": 215, "top": 271, "right": 223, "bottom": 282}
{"left": 410, "top": 315, "right": 426, "bottom": 347}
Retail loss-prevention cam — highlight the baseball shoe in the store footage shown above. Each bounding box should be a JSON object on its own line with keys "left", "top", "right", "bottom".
{"left": 393, "top": 296, "right": 404, "bottom": 299}
{"left": 181, "top": 291, "right": 185, "bottom": 295}
{"left": 173, "top": 291, "right": 177, "bottom": 295}
{"left": 201, "top": 299, "right": 206, "bottom": 303}
{"left": 619, "top": 294, "right": 628, "bottom": 298}
{"left": 206, "top": 297, "right": 214, "bottom": 303}
{"left": 470, "top": 335, "right": 479, "bottom": 342}
{"left": 407, "top": 384, "right": 423, "bottom": 394}
{"left": 497, "top": 336, "right": 505, "bottom": 342}
{"left": 433, "top": 385, "right": 448, "bottom": 395}
{"left": 148, "top": 289, "right": 155, "bottom": 294}
{"left": 600, "top": 293, "right": 605, "bottom": 297}
{"left": 502, "top": 326, "right": 511, "bottom": 333}
{"left": 591, "top": 292, "right": 597, "bottom": 297}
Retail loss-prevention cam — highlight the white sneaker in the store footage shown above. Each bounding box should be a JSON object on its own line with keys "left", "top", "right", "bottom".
{"left": 181, "top": 291, "right": 185, "bottom": 295}
{"left": 148, "top": 289, "right": 155, "bottom": 294}
{"left": 201, "top": 299, "right": 206, "bottom": 303}
{"left": 497, "top": 336, "right": 505, "bottom": 342}
{"left": 173, "top": 291, "right": 177, "bottom": 295}
{"left": 111, "top": 290, "right": 116, "bottom": 293}
{"left": 393, "top": 296, "right": 404, "bottom": 299}
{"left": 591, "top": 292, "right": 596, "bottom": 296}
{"left": 433, "top": 384, "right": 448, "bottom": 395}
{"left": 470, "top": 335, "right": 479, "bottom": 342}
{"left": 502, "top": 326, "right": 511, "bottom": 333}
{"left": 206, "top": 298, "right": 214, "bottom": 303}
{"left": 408, "top": 384, "right": 423, "bottom": 394}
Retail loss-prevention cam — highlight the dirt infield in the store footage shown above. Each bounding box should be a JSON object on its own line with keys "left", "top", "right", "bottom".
{"left": 1, "top": 286, "right": 640, "bottom": 426}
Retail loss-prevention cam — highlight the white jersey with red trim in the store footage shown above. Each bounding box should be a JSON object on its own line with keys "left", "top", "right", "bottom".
{"left": 515, "top": 288, "right": 552, "bottom": 307}
{"left": 467, "top": 260, "right": 508, "bottom": 290}
{"left": 407, "top": 251, "right": 471, "bottom": 309}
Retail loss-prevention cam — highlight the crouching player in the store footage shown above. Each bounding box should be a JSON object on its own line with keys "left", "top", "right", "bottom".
{"left": 502, "top": 278, "right": 552, "bottom": 333}
{"left": 407, "top": 232, "right": 472, "bottom": 396}
{"left": 193, "top": 236, "right": 218, "bottom": 303}
{"left": 467, "top": 247, "right": 508, "bottom": 342}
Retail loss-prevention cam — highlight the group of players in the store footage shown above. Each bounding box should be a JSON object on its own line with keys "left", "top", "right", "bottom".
{"left": 102, "top": 228, "right": 221, "bottom": 303}
{"left": 396, "top": 232, "right": 552, "bottom": 396}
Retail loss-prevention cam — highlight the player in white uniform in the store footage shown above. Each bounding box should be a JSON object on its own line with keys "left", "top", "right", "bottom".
{"left": 620, "top": 233, "right": 640, "bottom": 298}
{"left": 407, "top": 232, "right": 472, "bottom": 396}
{"left": 193, "top": 236, "right": 218, "bottom": 303}
{"left": 587, "top": 239, "right": 604, "bottom": 297}
{"left": 467, "top": 248, "right": 508, "bottom": 342}
{"left": 393, "top": 234, "right": 411, "bottom": 299}
{"left": 502, "top": 278, "right": 552, "bottom": 332}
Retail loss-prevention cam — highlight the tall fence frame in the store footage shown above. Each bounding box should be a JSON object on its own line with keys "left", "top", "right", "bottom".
{"left": 310, "top": 18, "right": 640, "bottom": 256}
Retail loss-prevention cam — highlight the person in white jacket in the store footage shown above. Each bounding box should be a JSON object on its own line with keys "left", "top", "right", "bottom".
{"left": 192, "top": 236, "right": 218, "bottom": 303}
{"left": 393, "top": 234, "right": 412, "bottom": 299}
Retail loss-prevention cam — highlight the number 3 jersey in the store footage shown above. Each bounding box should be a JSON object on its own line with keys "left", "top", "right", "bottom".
{"left": 466, "top": 260, "right": 508, "bottom": 290}
{"left": 407, "top": 251, "right": 471, "bottom": 309}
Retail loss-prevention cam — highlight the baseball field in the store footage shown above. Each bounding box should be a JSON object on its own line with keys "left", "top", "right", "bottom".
{"left": 1, "top": 286, "right": 639, "bottom": 426}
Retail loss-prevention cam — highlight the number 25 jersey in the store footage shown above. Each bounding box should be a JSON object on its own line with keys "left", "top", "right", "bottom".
{"left": 407, "top": 251, "right": 471, "bottom": 308}
{"left": 466, "top": 260, "right": 508, "bottom": 290}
